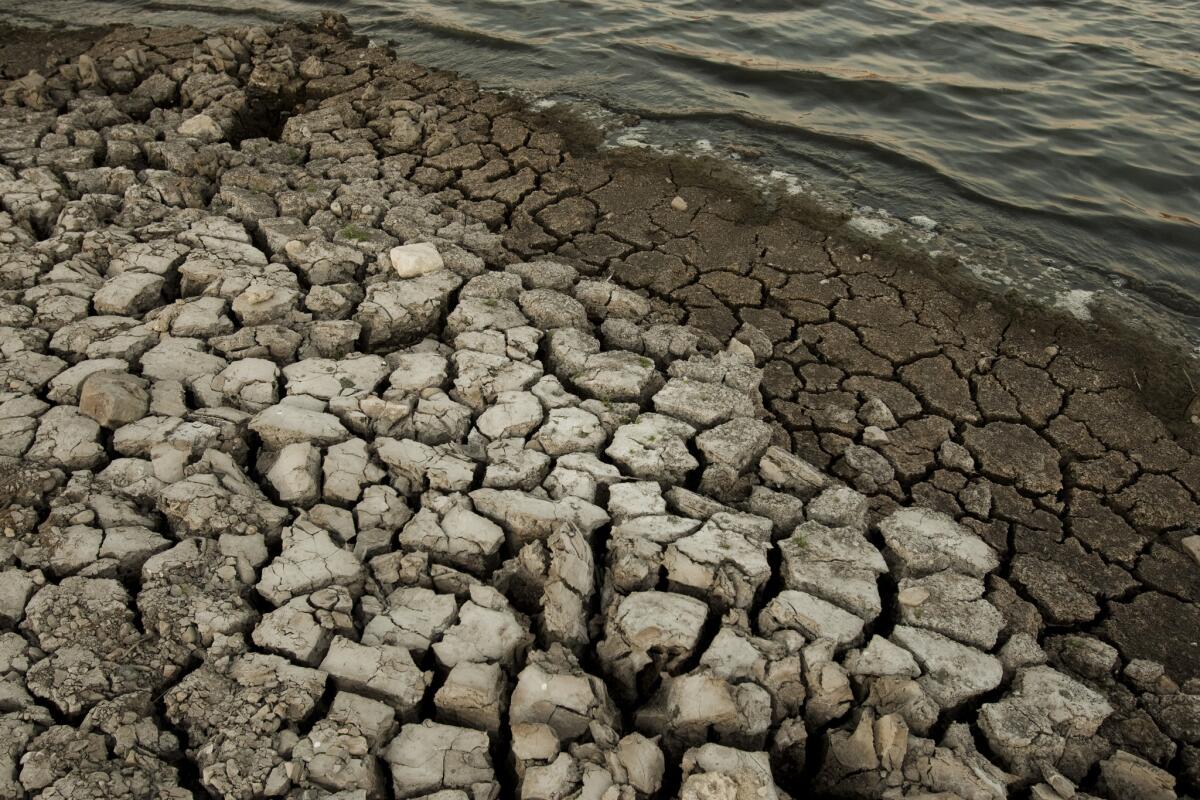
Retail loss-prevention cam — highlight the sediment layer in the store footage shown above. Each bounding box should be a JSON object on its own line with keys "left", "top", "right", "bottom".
{"left": 0, "top": 11, "right": 1198, "bottom": 800}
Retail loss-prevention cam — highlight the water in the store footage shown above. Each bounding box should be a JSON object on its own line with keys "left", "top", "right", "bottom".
{"left": 7, "top": 0, "right": 1200, "bottom": 339}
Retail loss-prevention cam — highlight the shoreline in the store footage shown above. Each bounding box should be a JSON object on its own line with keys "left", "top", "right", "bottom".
{"left": 503, "top": 94, "right": 1200, "bottom": 430}
{"left": 1, "top": 12, "right": 1199, "bottom": 800}
{"left": 4, "top": 19, "right": 1200, "bottom": 404}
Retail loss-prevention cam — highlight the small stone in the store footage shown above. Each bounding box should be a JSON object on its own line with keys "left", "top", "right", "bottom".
{"left": 389, "top": 242, "right": 445, "bottom": 278}
{"left": 671, "top": 196, "right": 688, "bottom": 212}
{"left": 178, "top": 113, "right": 224, "bottom": 141}
{"left": 78, "top": 371, "right": 150, "bottom": 429}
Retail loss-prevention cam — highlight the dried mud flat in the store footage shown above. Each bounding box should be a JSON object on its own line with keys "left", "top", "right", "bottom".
{"left": 1, "top": 11, "right": 1199, "bottom": 800}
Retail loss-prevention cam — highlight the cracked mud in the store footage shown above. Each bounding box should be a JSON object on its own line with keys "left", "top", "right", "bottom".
{"left": 0, "top": 11, "right": 1199, "bottom": 800}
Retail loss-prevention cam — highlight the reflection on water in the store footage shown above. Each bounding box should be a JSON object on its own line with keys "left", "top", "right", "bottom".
{"left": 5, "top": 0, "right": 1199, "bottom": 323}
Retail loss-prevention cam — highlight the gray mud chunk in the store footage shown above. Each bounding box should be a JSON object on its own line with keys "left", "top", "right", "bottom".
{"left": 545, "top": 453, "right": 621, "bottom": 502}
{"left": 532, "top": 406, "right": 606, "bottom": 456}
{"left": 460, "top": 271, "right": 523, "bottom": 302}
{"left": 27, "top": 406, "right": 105, "bottom": 469}
{"left": 138, "top": 537, "right": 259, "bottom": 649}
{"left": 385, "top": 721, "right": 496, "bottom": 799}
{"left": 329, "top": 691, "right": 398, "bottom": 750}
{"left": 779, "top": 521, "right": 887, "bottom": 621}
{"left": 0, "top": 394, "right": 47, "bottom": 459}
{"left": 387, "top": 352, "right": 450, "bottom": 394}
{"left": 758, "top": 590, "right": 865, "bottom": 650}
{"left": 252, "top": 587, "right": 354, "bottom": 666}
{"left": 608, "top": 482, "right": 667, "bottom": 522}
{"left": 444, "top": 296, "right": 528, "bottom": 339}
{"left": 840, "top": 444, "right": 895, "bottom": 493}
{"left": 323, "top": 437, "right": 386, "bottom": 504}
{"left": 376, "top": 438, "right": 476, "bottom": 495}
{"left": 879, "top": 507, "right": 999, "bottom": 578}
{"left": 758, "top": 446, "right": 830, "bottom": 499}
{"left": 896, "top": 571, "right": 1004, "bottom": 650}
{"left": 265, "top": 441, "right": 322, "bottom": 507}
{"left": 979, "top": 665, "right": 1114, "bottom": 782}
{"left": 284, "top": 355, "right": 390, "bottom": 401}
{"left": 157, "top": 451, "right": 288, "bottom": 540}
{"left": 435, "top": 661, "right": 508, "bottom": 734}
{"left": 411, "top": 391, "right": 474, "bottom": 445}
{"left": 250, "top": 403, "right": 350, "bottom": 449}
{"left": 519, "top": 288, "right": 589, "bottom": 330}
{"left": 398, "top": 502, "right": 505, "bottom": 575}
{"left": 667, "top": 492, "right": 730, "bottom": 530}
{"left": 637, "top": 670, "right": 768, "bottom": 752}
{"left": 596, "top": 590, "right": 709, "bottom": 699}
{"left": 652, "top": 377, "right": 754, "bottom": 430}
{"left": 320, "top": 636, "right": 432, "bottom": 719}
{"left": 231, "top": 282, "right": 301, "bottom": 326}
{"left": 680, "top": 744, "right": 780, "bottom": 800}
{"left": 508, "top": 260, "right": 578, "bottom": 291}
{"left": 844, "top": 635, "right": 921, "bottom": 679}
{"left": 291, "top": 715, "right": 385, "bottom": 797}
{"left": 211, "top": 357, "right": 281, "bottom": 412}
{"left": 571, "top": 351, "right": 663, "bottom": 403}
{"left": 451, "top": 350, "right": 543, "bottom": 413}
{"left": 92, "top": 271, "right": 164, "bottom": 315}
{"left": 355, "top": 271, "right": 461, "bottom": 349}
{"left": 432, "top": 584, "right": 532, "bottom": 671}
{"left": 257, "top": 521, "right": 365, "bottom": 606}
{"left": 807, "top": 640, "right": 855, "bottom": 726}
{"left": 606, "top": 413, "right": 698, "bottom": 485}
{"left": 475, "top": 390, "right": 543, "bottom": 440}
{"left": 573, "top": 279, "right": 652, "bottom": 320}
{"left": 695, "top": 417, "right": 774, "bottom": 472}
{"left": 1097, "top": 750, "right": 1177, "bottom": 800}
{"left": 47, "top": 358, "right": 128, "bottom": 405}
{"left": 510, "top": 646, "right": 619, "bottom": 742}
{"left": 484, "top": 438, "right": 551, "bottom": 490}
{"left": 140, "top": 338, "right": 228, "bottom": 384}
{"left": 541, "top": 523, "right": 596, "bottom": 651}
{"left": 615, "top": 733, "right": 667, "bottom": 796}
{"left": 163, "top": 653, "right": 326, "bottom": 797}
{"left": 0, "top": 568, "right": 39, "bottom": 628}
{"left": 664, "top": 516, "right": 772, "bottom": 611}
{"left": 362, "top": 586, "right": 459, "bottom": 656}
{"left": 290, "top": 238, "right": 367, "bottom": 284}
{"left": 76, "top": 371, "right": 150, "bottom": 429}
{"left": 891, "top": 625, "right": 1003, "bottom": 710}
{"left": 607, "top": 514, "right": 704, "bottom": 594}
{"left": 806, "top": 487, "right": 869, "bottom": 532}
{"left": 470, "top": 488, "right": 607, "bottom": 549}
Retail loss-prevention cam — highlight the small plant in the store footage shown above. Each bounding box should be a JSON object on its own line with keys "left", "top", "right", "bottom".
{"left": 340, "top": 224, "right": 371, "bottom": 242}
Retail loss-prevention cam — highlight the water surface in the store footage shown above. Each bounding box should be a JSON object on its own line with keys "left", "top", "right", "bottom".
{"left": 7, "top": 0, "right": 1199, "bottom": 334}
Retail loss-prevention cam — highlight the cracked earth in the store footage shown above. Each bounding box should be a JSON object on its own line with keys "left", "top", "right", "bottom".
{"left": 1, "top": 11, "right": 1199, "bottom": 800}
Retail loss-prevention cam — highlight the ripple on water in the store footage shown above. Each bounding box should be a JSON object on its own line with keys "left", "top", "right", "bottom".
{"left": 7, "top": 0, "right": 1199, "bottom": 330}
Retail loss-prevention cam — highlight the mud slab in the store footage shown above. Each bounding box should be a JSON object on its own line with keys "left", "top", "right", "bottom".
{"left": 0, "top": 12, "right": 1198, "bottom": 800}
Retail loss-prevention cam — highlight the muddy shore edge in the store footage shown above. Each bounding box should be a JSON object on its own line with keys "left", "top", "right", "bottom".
{"left": 0, "top": 11, "right": 1199, "bottom": 800}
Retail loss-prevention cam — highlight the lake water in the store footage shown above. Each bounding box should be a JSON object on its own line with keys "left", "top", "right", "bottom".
{"left": 7, "top": 0, "right": 1199, "bottom": 339}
